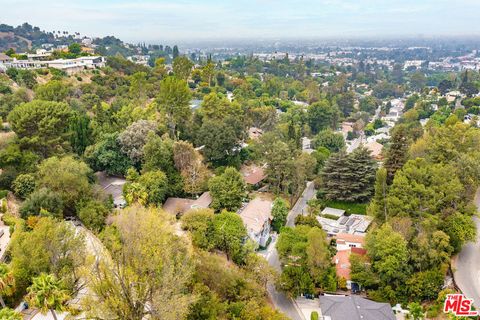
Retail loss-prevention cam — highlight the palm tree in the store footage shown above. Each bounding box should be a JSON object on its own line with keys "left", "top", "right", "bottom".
{"left": 26, "top": 273, "right": 70, "bottom": 320}
{"left": 0, "top": 263, "right": 15, "bottom": 308}
{"left": 0, "top": 307, "right": 22, "bottom": 320}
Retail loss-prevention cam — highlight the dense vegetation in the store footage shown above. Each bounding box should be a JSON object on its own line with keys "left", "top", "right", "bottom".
{"left": 0, "top": 35, "right": 480, "bottom": 319}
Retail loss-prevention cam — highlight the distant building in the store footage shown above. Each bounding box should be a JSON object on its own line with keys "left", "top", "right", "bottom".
{"left": 2, "top": 56, "right": 105, "bottom": 74}
{"left": 0, "top": 53, "right": 12, "bottom": 64}
{"left": 95, "top": 172, "right": 126, "bottom": 209}
{"left": 301, "top": 137, "right": 314, "bottom": 154}
{"left": 239, "top": 197, "right": 272, "bottom": 247}
{"left": 163, "top": 192, "right": 212, "bottom": 217}
{"left": 319, "top": 295, "right": 395, "bottom": 320}
{"left": 364, "top": 140, "right": 383, "bottom": 160}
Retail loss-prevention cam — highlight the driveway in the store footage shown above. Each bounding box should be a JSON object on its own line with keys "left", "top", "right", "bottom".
{"left": 0, "top": 213, "right": 11, "bottom": 261}
{"left": 453, "top": 189, "right": 480, "bottom": 307}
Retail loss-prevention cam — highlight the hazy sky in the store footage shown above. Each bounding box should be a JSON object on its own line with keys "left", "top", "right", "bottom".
{"left": 1, "top": 0, "right": 480, "bottom": 43}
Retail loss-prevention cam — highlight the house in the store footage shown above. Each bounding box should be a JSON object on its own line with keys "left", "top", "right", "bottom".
{"left": 0, "top": 53, "right": 12, "bottom": 64}
{"left": 163, "top": 192, "right": 212, "bottom": 216}
{"left": 317, "top": 210, "right": 372, "bottom": 236}
{"left": 301, "top": 137, "right": 314, "bottom": 154}
{"left": 239, "top": 197, "right": 272, "bottom": 247}
{"left": 334, "top": 233, "right": 365, "bottom": 251}
{"left": 333, "top": 247, "right": 367, "bottom": 288}
{"left": 364, "top": 140, "right": 383, "bottom": 160}
{"left": 3, "top": 56, "right": 105, "bottom": 74}
{"left": 319, "top": 295, "right": 395, "bottom": 320}
{"left": 241, "top": 164, "right": 267, "bottom": 187}
{"left": 95, "top": 172, "right": 126, "bottom": 209}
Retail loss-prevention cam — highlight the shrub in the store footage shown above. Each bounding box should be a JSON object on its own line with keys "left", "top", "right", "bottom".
{"left": 311, "top": 311, "right": 319, "bottom": 320}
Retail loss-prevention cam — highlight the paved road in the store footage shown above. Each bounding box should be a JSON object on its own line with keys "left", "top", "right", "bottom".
{"left": 262, "top": 236, "right": 303, "bottom": 320}
{"left": 286, "top": 181, "right": 316, "bottom": 227}
{"left": 260, "top": 181, "right": 316, "bottom": 320}
{"left": 454, "top": 188, "right": 480, "bottom": 307}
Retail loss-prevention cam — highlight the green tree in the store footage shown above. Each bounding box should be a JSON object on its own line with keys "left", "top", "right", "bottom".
{"left": 368, "top": 167, "right": 388, "bottom": 222}
{"left": 307, "top": 100, "right": 339, "bottom": 134}
{"left": 387, "top": 159, "right": 464, "bottom": 219}
{"left": 212, "top": 211, "right": 248, "bottom": 263}
{"left": 366, "top": 224, "right": 409, "bottom": 293}
{"left": 77, "top": 200, "right": 110, "bottom": 232}
{"left": 313, "top": 129, "right": 345, "bottom": 153}
{"left": 26, "top": 273, "right": 70, "bottom": 320}
{"left": 10, "top": 217, "right": 86, "bottom": 293}
{"left": 34, "top": 80, "right": 70, "bottom": 102}
{"left": 410, "top": 72, "right": 427, "bottom": 92}
{"left": 156, "top": 76, "right": 191, "bottom": 138}
{"left": 85, "top": 205, "right": 194, "bottom": 319}
{"left": 0, "top": 263, "right": 15, "bottom": 308}
{"left": 8, "top": 100, "right": 73, "bottom": 157}
{"left": 173, "top": 56, "right": 194, "bottom": 81}
{"left": 36, "top": 156, "right": 92, "bottom": 214}
{"left": 138, "top": 170, "right": 169, "bottom": 205}
{"left": 208, "top": 167, "right": 246, "bottom": 212}
{"left": 443, "top": 212, "right": 476, "bottom": 253}
{"left": 12, "top": 173, "right": 36, "bottom": 199}
{"left": 271, "top": 198, "right": 289, "bottom": 232}
{"left": 19, "top": 188, "right": 64, "bottom": 219}
{"left": 320, "top": 147, "right": 377, "bottom": 202}
{"left": 84, "top": 132, "right": 133, "bottom": 176}
{"left": 117, "top": 120, "right": 157, "bottom": 165}
{"left": 407, "top": 302, "right": 424, "bottom": 320}
{"left": 0, "top": 308, "right": 22, "bottom": 320}
{"left": 383, "top": 124, "right": 411, "bottom": 183}
{"left": 69, "top": 112, "right": 91, "bottom": 155}
{"left": 181, "top": 208, "right": 215, "bottom": 249}
{"left": 68, "top": 42, "right": 81, "bottom": 55}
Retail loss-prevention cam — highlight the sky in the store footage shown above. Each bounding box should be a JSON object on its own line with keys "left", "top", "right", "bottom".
{"left": 1, "top": 0, "right": 480, "bottom": 43}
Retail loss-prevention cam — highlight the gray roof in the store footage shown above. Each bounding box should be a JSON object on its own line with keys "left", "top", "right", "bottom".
{"left": 319, "top": 295, "right": 395, "bottom": 320}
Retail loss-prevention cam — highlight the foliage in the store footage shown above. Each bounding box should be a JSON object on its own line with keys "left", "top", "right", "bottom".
{"left": 10, "top": 217, "right": 85, "bottom": 295}
{"left": 276, "top": 226, "right": 335, "bottom": 296}
{"left": 36, "top": 156, "right": 92, "bottom": 214}
{"left": 85, "top": 205, "right": 194, "bottom": 319}
{"left": 8, "top": 100, "right": 73, "bottom": 157}
{"left": 208, "top": 167, "right": 246, "bottom": 212}
{"left": 19, "top": 188, "right": 64, "bottom": 219}
{"left": 12, "top": 173, "right": 35, "bottom": 199}
{"left": 156, "top": 76, "right": 192, "bottom": 138}
{"left": 320, "top": 147, "right": 377, "bottom": 202}
{"left": 271, "top": 198, "right": 289, "bottom": 232}
{"left": 117, "top": 120, "right": 157, "bottom": 164}
{"left": 26, "top": 273, "right": 70, "bottom": 319}
{"left": 84, "top": 132, "right": 133, "bottom": 176}
{"left": 77, "top": 200, "right": 110, "bottom": 232}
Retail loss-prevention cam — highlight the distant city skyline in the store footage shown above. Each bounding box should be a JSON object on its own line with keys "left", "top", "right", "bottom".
{"left": 2, "top": 0, "right": 480, "bottom": 44}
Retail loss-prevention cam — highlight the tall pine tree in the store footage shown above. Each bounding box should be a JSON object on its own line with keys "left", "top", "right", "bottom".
{"left": 320, "top": 147, "right": 377, "bottom": 202}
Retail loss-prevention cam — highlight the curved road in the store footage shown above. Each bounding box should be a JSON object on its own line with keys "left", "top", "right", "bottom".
{"left": 454, "top": 189, "right": 480, "bottom": 307}
{"left": 261, "top": 181, "right": 315, "bottom": 320}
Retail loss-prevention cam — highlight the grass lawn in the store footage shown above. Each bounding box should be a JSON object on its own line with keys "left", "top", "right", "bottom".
{"left": 323, "top": 200, "right": 367, "bottom": 215}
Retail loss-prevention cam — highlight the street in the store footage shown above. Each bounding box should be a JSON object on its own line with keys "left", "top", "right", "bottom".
{"left": 453, "top": 188, "right": 480, "bottom": 307}
{"left": 260, "top": 181, "right": 316, "bottom": 320}
{"left": 286, "top": 181, "right": 315, "bottom": 227}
